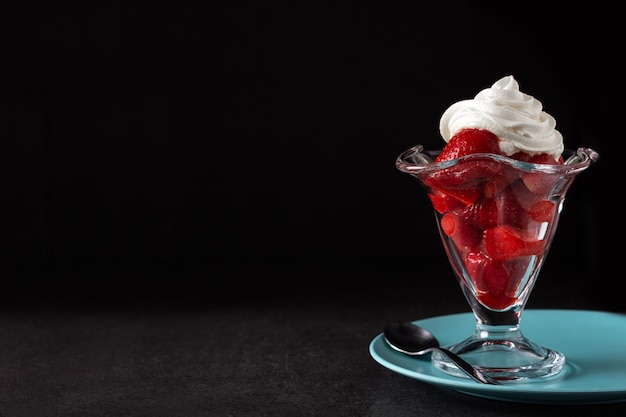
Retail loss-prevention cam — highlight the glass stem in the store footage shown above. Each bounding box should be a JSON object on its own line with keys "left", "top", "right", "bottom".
{"left": 473, "top": 323, "right": 523, "bottom": 341}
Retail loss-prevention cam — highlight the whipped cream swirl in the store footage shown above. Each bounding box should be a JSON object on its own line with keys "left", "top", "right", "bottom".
{"left": 439, "top": 75, "right": 564, "bottom": 161}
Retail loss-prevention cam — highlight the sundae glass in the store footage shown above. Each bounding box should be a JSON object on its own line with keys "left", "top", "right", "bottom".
{"left": 396, "top": 145, "right": 598, "bottom": 382}
{"left": 396, "top": 76, "right": 599, "bottom": 382}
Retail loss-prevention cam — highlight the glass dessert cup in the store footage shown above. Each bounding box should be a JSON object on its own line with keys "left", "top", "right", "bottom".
{"left": 396, "top": 145, "right": 599, "bottom": 383}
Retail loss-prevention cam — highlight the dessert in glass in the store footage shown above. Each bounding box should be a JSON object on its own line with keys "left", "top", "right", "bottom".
{"left": 396, "top": 76, "right": 599, "bottom": 382}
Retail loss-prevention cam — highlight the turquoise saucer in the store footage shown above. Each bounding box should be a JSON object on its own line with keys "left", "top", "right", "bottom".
{"left": 370, "top": 309, "right": 626, "bottom": 404}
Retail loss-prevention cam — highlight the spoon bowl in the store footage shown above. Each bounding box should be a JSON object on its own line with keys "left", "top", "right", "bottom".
{"left": 383, "top": 321, "right": 500, "bottom": 385}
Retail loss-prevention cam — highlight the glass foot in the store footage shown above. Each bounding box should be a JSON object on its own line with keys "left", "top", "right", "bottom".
{"left": 431, "top": 330, "right": 566, "bottom": 383}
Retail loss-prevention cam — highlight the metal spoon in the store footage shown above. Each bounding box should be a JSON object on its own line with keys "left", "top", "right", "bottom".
{"left": 383, "top": 321, "right": 500, "bottom": 385}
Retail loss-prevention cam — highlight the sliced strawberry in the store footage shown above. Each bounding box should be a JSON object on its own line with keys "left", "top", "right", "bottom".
{"left": 430, "top": 159, "right": 503, "bottom": 186}
{"left": 435, "top": 128, "right": 501, "bottom": 162}
{"left": 503, "top": 257, "right": 533, "bottom": 297}
{"left": 428, "top": 190, "right": 471, "bottom": 213}
{"left": 528, "top": 153, "right": 562, "bottom": 165}
{"left": 510, "top": 152, "right": 563, "bottom": 165}
{"left": 520, "top": 153, "right": 563, "bottom": 195}
{"left": 465, "top": 252, "right": 516, "bottom": 310}
{"left": 509, "top": 152, "right": 564, "bottom": 194}
{"left": 480, "top": 261, "right": 509, "bottom": 297}
{"left": 510, "top": 151, "right": 533, "bottom": 162}
{"left": 465, "top": 252, "right": 506, "bottom": 295}
{"left": 484, "top": 225, "right": 545, "bottom": 261}
{"left": 478, "top": 291, "right": 517, "bottom": 311}
{"left": 437, "top": 186, "right": 483, "bottom": 206}
{"left": 427, "top": 129, "right": 504, "bottom": 205}
{"left": 528, "top": 200, "right": 557, "bottom": 222}
{"left": 427, "top": 156, "right": 501, "bottom": 193}
{"left": 483, "top": 175, "right": 512, "bottom": 198}
{"left": 509, "top": 177, "right": 540, "bottom": 206}
{"left": 460, "top": 196, "right": 497, "bottom": 230}
{"left": 440, "top": 213, "right": 482, "bottom": 253}
{"left": 425, "top": 159, "right": 502, "bottom": 206}
{"left": 495, "top": 185, "right": 532, "bottom": 229}
{"left": 522, "top": 172, "right": 559, "bottom": 195}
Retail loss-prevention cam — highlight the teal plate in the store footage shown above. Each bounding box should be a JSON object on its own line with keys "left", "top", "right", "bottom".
{"left": 369, "top": 309, "right": 626, "bottom": 404}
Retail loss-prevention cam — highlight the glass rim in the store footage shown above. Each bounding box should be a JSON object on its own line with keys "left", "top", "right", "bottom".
{"left": 396, "top": 145, "right": 599, "bottom": 176}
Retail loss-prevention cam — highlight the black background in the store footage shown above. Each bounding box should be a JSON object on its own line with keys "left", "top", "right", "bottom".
{"left": 2, "top": 1, "right": 620, "bottom": 311}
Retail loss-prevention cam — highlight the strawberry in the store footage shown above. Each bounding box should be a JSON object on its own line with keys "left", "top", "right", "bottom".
{"left": 480, "top": 261, "right": 509, "bottom": 298}
{"left": 478, "top": 291, "right": 517, "bottom": 311}
{"left": 508, "top": 152, "right": 564, "bottom": 194}
{"left": 460, "top": 196, "right": 498, "bottom": 230}
{"left": 424, "top": 158, "right": 501, "bottom": 205}
{"left": 435, "top": 129, "right": 501, "bottom": 162}
{"left": 428, "top": 190, "right": 466, "bottom": 214}
{"left": 482, "top": 175, "right": 512, "bottom": 198}
{"left": 425, "top": 181, "right": 483, "bottom": 206}
{"left": 503, "top": 257, "right": 533, "bottom": 296}
{"left": 465, "top": 252, "right": 487, "bottom": 284}
{"left": 510, "top": 152, "right": 563, "bottom": 164}
{"left": 528, "top": 200, "right": 557, "bottom": 222}
{"left": 440, "top": 213, "right": 482, "bottom": 253}
{"left": 495, "top": 185, "right": 531, "bottom": 229}
{"left": 520, "top": 153, "right": 563, "bottom": 195}
{"left": 465, "top": 252, "right": 505, "bottom": 295}
{"left": 510, "top": 151, "right": 533, "bottom": 162}
{"left": 465, "top": 252, "right": 516, "bottom": 310}
{"left": 430, "top": 160, "right": 503, "bottom": 186}
{"left": 484, "top": 225, "right": 545, "bottom": 261}
{"left": 522, "top": 172, "right": 559, "bottom": 195}
{"left": 528, "top": 153, "right": 563, "bottom": 165}
{"left": 426, "top": 129, "right": 504, "bottom": 205}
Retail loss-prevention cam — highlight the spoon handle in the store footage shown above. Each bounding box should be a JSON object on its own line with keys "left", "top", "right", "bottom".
{"left": 437, "top": 348, "right": 500, "bottom": 385}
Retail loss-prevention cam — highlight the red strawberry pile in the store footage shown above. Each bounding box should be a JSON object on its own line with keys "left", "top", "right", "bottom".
{"left": 424, "top": 128, "right": 564, "bottom": 310}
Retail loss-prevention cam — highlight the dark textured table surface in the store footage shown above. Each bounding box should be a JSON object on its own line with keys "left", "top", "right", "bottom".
{"left": 1, "top": 260, "right": 624, "bottom": 417}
